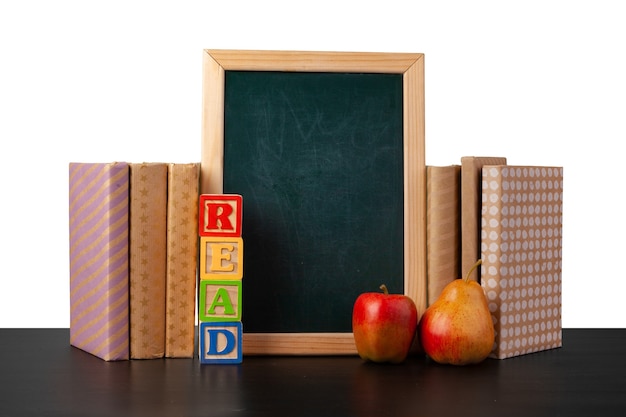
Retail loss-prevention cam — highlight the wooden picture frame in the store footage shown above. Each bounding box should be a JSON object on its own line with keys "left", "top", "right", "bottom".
{"left": 200, "top": 49, "right": 426, "bottom": 355}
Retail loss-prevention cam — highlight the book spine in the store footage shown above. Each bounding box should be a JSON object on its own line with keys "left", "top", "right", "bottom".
{"left": 479, "top": 165, "right": 504, "bottom": 355}
{"left": 426, "top": 165, "right": 461, "bottom": 305}
{"left": 165, "top": 163, "right": 200, "bottom": 358}
{"left": 69, "top": 162, "right": 130, "bottom": 361}
{"left": 460, "top": 156, "right": 507, "bottom": 282}
{"left": 129, "top": 163, "right": 168, "bottom": 359}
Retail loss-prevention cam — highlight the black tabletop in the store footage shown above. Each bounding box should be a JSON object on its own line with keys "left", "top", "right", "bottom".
{"left": 1, "top": 328, "right": 625, "bottom": 417}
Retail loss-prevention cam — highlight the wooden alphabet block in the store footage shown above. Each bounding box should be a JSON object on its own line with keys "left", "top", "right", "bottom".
{"left": 199, "top": 194, "right": 243, "bottom": 237}
{"left": 199, "top": 280, "right": 242, "bottom": 322}
{"left": 200, "top": 236, "right": 243, "bottom": 280}
{"left": 199, "top": 322, "right": 243, "bottom": 364}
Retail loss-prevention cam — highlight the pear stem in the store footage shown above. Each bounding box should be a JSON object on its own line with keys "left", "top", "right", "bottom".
{"left": 464, "top": 259, "right": 482, "bottom": 282}
{"left": 379, "top": 284, "right": 389, "bottom": 295}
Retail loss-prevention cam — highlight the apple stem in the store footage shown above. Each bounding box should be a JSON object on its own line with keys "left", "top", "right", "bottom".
{"left": 465, "top": 259, "right": 482, "bottom": 282}
{"left": 379, "top": 284, "right": 389, "bottom": 295}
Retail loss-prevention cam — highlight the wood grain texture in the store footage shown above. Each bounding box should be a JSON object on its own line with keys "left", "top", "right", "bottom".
{"left": 403, "top": 55, "right": 427, "bottom": 317}
{"left": 242, "top": 333, "right": 357, "bottom": 355}
{"left": 200, "top": 52, "right": 225, "bottom": 196}
{"left": 205, "top": 49, "right": 423, "bottom": 73}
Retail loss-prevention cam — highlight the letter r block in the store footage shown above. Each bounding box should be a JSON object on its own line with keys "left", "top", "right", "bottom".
{"left": 199, "top": 322, "right": 243, "bottom": 364}
{"left": 199, "top": 280, "right": 242, "bottom": 322}
{"left": 199, "top": 194, "right": 242, "bottom": 237}
{"left": 200, "top": 236, "right": 243, "bottom": 280}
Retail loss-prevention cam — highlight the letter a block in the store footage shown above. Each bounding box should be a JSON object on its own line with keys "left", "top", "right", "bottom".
{"left": 199, "top": 280, "right": 242, "bottom": 322}
{"left": 199, "top": 322, "right": 243, "bottom": 364}
{"left": 200, "top": 236, "right": 243, "bottom": 280}
{"left": 199, "top": 194, "right": 242, "bottom": 237}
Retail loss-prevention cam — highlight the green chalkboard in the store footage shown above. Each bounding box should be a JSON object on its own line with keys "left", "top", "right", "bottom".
{"left": 223, "top": 71, "right": 404, "bottom": 333}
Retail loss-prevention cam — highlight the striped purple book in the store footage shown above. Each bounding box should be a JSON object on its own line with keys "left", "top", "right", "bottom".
{"left": 69, "top": 162, "right": 130, "bottom": 361}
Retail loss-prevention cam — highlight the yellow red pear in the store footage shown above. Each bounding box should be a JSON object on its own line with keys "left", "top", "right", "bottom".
{"left": 418, "top": 260, "right": 495, "bottom": 365}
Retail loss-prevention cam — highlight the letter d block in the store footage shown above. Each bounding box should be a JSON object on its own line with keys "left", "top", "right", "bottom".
{"left": 199, "top": 194, "right": 242, "bottom": 237}
{"left": 199, "top": 322, "right": 243, "bottom": 364}
{"left": 199, "top": 280, "right": 242, "bottom": 322}
{"left": 200, "top": 236, "right": 243, "bottom": 280}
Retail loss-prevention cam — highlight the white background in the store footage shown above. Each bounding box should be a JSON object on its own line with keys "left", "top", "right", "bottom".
{"left": 1, "top": 1, "right": 624, "bottom": 328}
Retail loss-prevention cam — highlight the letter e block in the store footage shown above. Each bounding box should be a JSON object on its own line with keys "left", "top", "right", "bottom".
{"left": 199, "top": 280, "right": 242, "bottom": 322}
{"left": 200, "top": 236, "right": 243, "bottom": 280}
{"left": 199, "top": 194, "right": 242, "bottom": 237}
{"left": 199, "top": 322, "right": 243, "bottom": 364}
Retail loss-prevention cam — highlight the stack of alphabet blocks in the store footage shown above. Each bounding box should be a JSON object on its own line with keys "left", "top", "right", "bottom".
{"left": 197, "top": 194, "right": 244, "bottom": 364}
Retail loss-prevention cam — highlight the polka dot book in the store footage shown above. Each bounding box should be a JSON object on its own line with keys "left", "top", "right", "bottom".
{"left": 481, "top": 166, "right": 563, "bottom": 359}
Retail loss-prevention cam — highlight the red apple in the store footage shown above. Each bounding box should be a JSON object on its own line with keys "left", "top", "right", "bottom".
{"left": 352, "top": 285, "right": 418, "bottom": 364}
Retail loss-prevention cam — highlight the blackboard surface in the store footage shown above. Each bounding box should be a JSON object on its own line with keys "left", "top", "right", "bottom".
{"left": 223, "top": 71, "right": 404, "bottom": 333}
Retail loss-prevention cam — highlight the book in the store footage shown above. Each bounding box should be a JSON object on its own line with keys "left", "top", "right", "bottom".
{"left": 129, "top": 163, "right": 168, "bottom": 359}
{"left": 426, "top": 165, "right": 461, "bottom": 306}
{"left": 165, "top": 163, "right": 200, "bottom": 358}
{"left": 461, "top": 156, "right": 507, "bottom": 282}
{"left": 480, "top": 165, "right": 563, "bottom": 359}
{"left": 68, "top": 162, "right": 130, "bottom": 361}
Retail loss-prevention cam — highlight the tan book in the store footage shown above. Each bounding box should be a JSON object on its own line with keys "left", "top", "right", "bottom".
{"left": 129, "top": 163, "right": 168, "bottom": 359}
{"left": 426, "top": 165, "right": 461, "bottom": 306}
{"left": 461, "top": 156, "right": 507, "bottom": 282}
{"left": 165, "top": 163, "right": 200, "bottom": 358}
{"left": 480, "top": 165, "right": 563, "bottom": 359}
